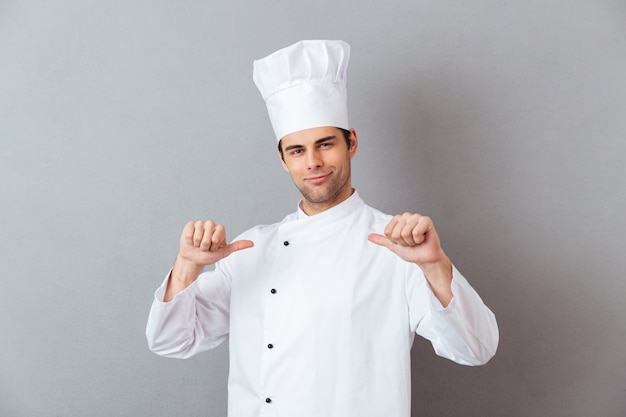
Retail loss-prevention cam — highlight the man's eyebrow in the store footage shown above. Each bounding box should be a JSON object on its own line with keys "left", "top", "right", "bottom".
{"left": 283, "top": 135, "right": 337, "bottom": 152}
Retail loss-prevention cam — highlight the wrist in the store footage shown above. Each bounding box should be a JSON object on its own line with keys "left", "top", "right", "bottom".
{"left": 172, "top": 254, "right": 204, "bottom": 285}
{"left": 163, "top": 255, "right": 203, "bottom": 302}
{"left": 417, "top": 250, "right": 451, "bottom": 278}
{"left": 418, "top": 254, "right": 453, "bottom": 307}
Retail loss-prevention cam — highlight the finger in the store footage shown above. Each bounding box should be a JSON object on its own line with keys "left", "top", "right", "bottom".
{"left": 223, "top": 239, "right": 255, "bottom": 256}
{"left": 399, "top": 214, "right": 421, "bottom": 246}
{"left": 192, "top": 220, "right": 208, "bottom": 247}
{"left": 412, "top": 216, "right": 433, "bottom": 245}
{"left": 367, "top": 233, "right": 394, "bottom": 249}
{"left": 182, "top": 221, "right": 196, "bottom": 246}
{"left": 383, "top": 215, "right": 400, "bottom": 238}
{"left": 410, "top": 214, "right": 433, "bottom": 246}
{"left": 199, "top": 221, "right": 218, "bottom": 251}
{"left": 386, "top": 214, "right": 412, "bottom": 247}
{"left": 383, "top": 215, "right": 405, "bottom": 246}
{"left": 198, "top": 221, "right": 214, "bottom": 251}
{"left": 209, "top": 224, "right": 226, "bottom": 251}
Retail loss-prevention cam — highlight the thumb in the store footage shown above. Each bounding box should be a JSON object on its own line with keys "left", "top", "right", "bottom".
{"left": 224, "top": 239, "right": 255, "bottom": 256}
{"left": 367, "top": 233, "right": 393, "bottom": 249}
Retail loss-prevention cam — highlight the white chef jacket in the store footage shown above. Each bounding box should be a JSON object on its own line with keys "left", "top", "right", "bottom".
{"left": 146, "top": 191, "right": 498, "bottom": 417}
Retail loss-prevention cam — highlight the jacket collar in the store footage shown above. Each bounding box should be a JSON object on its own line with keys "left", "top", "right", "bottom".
{"left": 295, "top": 189, "right": 362, "bottom": 222}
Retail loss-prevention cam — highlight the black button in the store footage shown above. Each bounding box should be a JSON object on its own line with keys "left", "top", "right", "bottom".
{"left": 270, "top": 288, "right": 277, "bottom": 294}
{"left": 265, "top": 398, "right": 272, "bottom": 403}
{"left": 283, "top": 240, "right": 289, "bottom": 246}
{"left": 267, "top": 343, "right": 274, "bottom": 349}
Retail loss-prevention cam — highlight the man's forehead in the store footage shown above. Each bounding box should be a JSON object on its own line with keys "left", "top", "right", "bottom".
{"left": 280, "top": 126, "right": 342, "bottom": 147}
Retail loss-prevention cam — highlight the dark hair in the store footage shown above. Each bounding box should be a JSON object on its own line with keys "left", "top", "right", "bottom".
{"left": 277, "top": 128, "right": 352, "bottom": 161}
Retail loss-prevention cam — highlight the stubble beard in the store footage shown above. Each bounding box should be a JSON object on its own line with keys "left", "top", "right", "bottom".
{"left": 295, "top": 164, "right": 351, "bottom": 206}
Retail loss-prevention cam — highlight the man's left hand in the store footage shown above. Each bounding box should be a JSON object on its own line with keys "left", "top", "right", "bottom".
{"left": 367, "top": 212, "right": 445, "bottom": 265}
{"left": 368, "top": 212, "right": 453, "bottom": 305}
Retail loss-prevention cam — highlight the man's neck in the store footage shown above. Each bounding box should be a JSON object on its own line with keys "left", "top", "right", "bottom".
{"left": 300, "top": 187, "right": 355, "bottom": 216}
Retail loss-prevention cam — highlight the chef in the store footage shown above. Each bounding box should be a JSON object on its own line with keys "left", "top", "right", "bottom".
{"left": 146, "top": 39, "right": 499, "bottom": 417}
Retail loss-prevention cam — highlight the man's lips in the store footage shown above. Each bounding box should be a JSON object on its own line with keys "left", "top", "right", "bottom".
{"left": 305, "top": 173, "right": 332, "bottom": 184}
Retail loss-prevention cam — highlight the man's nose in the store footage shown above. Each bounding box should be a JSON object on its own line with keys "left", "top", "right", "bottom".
{"left": 306, "top": 149, "right": 322, "bottom": 169}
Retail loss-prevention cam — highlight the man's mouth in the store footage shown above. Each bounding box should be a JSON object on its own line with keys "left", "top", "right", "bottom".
{"left": 306, "top": 173, "right": 331, "bottom": 184}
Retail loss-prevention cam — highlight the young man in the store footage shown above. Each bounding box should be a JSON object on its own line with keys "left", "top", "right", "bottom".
{"left": 147, "top": 40, "right": 498, "bottom": 417}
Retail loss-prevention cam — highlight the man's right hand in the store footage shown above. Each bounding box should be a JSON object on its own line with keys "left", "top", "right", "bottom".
{"left": 179, "top": 220, "right": 254, "bottom": 267}
{"left": 164, "top": 220, "right": 254, "bottom": 302}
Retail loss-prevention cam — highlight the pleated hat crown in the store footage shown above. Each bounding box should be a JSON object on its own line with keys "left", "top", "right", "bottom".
{"left": 253, "top": 40, "right": 351, "bottom": 141}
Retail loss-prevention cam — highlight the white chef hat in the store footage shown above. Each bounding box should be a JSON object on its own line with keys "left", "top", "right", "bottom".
{"left": 253, "top": 40, "right": 351, "bottom": 141}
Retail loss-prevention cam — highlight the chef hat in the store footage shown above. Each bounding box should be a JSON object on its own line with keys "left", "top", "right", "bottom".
{"left": 253, "top": 40, "right": 351, "bottom": 141}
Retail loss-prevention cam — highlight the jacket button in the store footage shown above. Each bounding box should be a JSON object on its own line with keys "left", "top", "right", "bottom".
{"left": 270, "top": 288, "right": 277, "bottom": 294}
{"left": 265, "top": 398, "right": 272, "bottom": 403}
{"left": 283, "top": 240, "right": 289, "bottom": 246}
{"left": 267, "top": 343, "right": 274, "bottom": 349}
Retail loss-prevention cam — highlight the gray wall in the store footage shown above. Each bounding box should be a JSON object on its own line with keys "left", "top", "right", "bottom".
{"left": 2, "top": 1, "right": 625, "bottom": 416}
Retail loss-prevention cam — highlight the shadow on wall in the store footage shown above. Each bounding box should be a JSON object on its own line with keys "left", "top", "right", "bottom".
{"left": 365, "top": 68, "right": 625, "bottom": 416}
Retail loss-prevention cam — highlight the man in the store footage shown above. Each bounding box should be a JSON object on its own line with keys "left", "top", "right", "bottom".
{"left": 146, "top": 40, "right": 498, "bottom": 417}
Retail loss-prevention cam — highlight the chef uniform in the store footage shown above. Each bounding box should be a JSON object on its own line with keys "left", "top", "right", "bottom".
{"left": 146, "top": 40, "right": 499, "bottom": 417}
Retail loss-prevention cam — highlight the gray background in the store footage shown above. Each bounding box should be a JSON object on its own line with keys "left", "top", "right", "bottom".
{"left": 2, "top": 0, "right": 625, "bottom": 416}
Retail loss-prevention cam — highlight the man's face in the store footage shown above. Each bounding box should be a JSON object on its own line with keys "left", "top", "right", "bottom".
{"left": 279, "top": 126, "right": 358, "bottom": 215}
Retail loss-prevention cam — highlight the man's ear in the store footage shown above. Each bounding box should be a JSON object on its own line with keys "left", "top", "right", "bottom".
{"left": 278, "top": 146, "right": 289, "bottom": 172}
{"left": 349, "top": 128, "right": 359, "bottom": 159}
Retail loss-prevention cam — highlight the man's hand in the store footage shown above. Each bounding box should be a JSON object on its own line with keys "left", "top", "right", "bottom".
{"left": 367, "top": 213, "right": 444, "bottom": 265}
{"left": 368, "top": 212, "right": 453, "bottom": 306}
{"left": 164, "top": 220, "right": 254, "bottom": 302}
{"left": 179, "top": 220, "right": 254, "bottom": 267}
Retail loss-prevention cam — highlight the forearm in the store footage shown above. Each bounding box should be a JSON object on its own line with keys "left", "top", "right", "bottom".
{"left": 164, "top": 255, "right": 205, "bottom": 302}
{"left": 146, "top": 281, "right": 200, "bottom": 358}
{"left": 419, "top": 266, "right": 499, "bottom": 365}
{"left": 147, "top": 268, "right": 231, "bottom": 358}
{"left": 418, "top": 252, "right": 453, "bottom": 307}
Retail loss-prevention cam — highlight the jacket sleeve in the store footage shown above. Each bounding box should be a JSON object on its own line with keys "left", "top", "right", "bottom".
{"left": 411, "top": 265, "right": 499, "bottom": 366}
{"left": 145, "top": 266, "right": 231, "bottom": 359}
